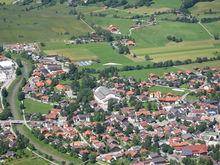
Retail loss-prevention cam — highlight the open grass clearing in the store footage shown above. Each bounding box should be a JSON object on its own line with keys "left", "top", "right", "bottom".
{"left": 43, "top": 42, "right": 149, "bottom": 69}
{"left": 0, "top": 0, "right": 14, "bottom": 4}
{"left": 24, "top": 99, "right": 52, "bottom": 114}
{"left": 148, "top": 86, "right": 189, "bottom": 96}
{"left": 176, "top": 60, "right": 220, "bottom": 71}
{"left": 119, "top": 67, "right": 180, "bottom": 81}
{"left": 132, "top": 40, "right": 219, "bottom": 55}
{"left": 125, "top": 0, "right": 181, "bottom": 15}
{"left": 44, "top": 47, "right": 98, "bottom": 61}
{"left": 204, "top": 21, "right": 220, "bottom": 36}
{"left": 85, "top": 15, "right": 133, "bottom": 35}
{"left": 149, "top": 47, "right": 220, "bottom": 62}
{"left": 0, "top": 4, "right": 91, "bottom": 43}
{"left": 190, "top": 0, "right": 220, "bottom": 15}
{"left": 7, "top": 149, "right": 49, "bottom": 165}
{"left": 130, "top": 21, "right": 211, "bottom": 48}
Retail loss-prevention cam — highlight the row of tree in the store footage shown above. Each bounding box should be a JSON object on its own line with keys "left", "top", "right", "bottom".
{"left": 167, "top": 35, "right": 183, "bottom": 42}
{"left": 201, "top": 16, "right": 220, "bottom": 23}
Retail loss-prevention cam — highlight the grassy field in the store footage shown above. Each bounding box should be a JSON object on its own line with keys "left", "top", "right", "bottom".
{"left": 44, "top": 47, "right": 98, "bottom": 61}
{"left": 0, "top": 4, "right": 91, "bottom": 43}
{"left": 0, "top": 0, "right": 14, "bottom": 4}
{"left": 131, "top": 40, "right": 220, "bottom": 62}
{"left": 85, "top": 15, "right": 133, "bottom": 35}
{"left": 190, "top": 0, "right": 220, "bottom": 15}
{"left": 125, "top": 0, "right": 181, "bottom": 15}
{"left": 176, "top": 60, "right": 220, "bottom": 71}
{"left": 119, "top": 66, "right": 180, "bottom": 81}
{"left": 42, "top": 42, "right": 153, "bottom": 69}
{"left": 131, "top": 21, "right": 211, "bottom": 48}
{"left": 148, "top": 86, "right": 189, "bottom": 96}
{"left": 24, "top": 99, "right": 52, "bottom": 114}
{"left": 7, "top": 149, "right": 49, "bottom": 165}
{"left": 204, "top": 21, "right": 220, "bottom": 36}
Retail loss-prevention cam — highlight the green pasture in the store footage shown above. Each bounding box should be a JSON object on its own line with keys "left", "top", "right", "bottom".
{"left": 148, "top": 86, "right": 189, "bottom": 96}
{"left": 85, "top": 15, "right": 133, "bottom": 35}
{"left": 7, "top": 149, "right": 49, "bottom": 165}
{"left": 24, "top": 99, "right": 52, "bottom": 114}
{"left": 0, "top": 4, "right": 91, "bottom": 43}
{"left": 204, "top": 21, "right": 220, "bottom": 36}
{"left": 119, "top": 66, "right": 180, "bottom": 81}
{"left": 130, "top": 21, "right": 211, "bottom": 48}
{"left": 190, "top": 0, "right": 220, "bottom": 15}
{"left": 176, "top": 60, "right": 220, "bottom": 71}
{"left": 125, "top": 0, "right": 181, "bottom": 15}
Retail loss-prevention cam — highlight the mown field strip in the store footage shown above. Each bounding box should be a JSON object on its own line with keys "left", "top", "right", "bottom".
{"left": 151, "top": 47, "right": 220, "bottom": 62}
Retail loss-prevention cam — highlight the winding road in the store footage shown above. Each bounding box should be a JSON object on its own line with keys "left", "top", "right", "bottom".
{"left": 9, "top": 61, "right": 73, "bottom": 164}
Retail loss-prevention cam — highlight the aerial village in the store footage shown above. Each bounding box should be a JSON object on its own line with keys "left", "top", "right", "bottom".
{"left": 0, "top": 43, "right": 219, "bottom": 165}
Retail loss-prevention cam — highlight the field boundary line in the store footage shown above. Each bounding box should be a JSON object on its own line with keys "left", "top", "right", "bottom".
{"left": 80, "top": 18, "right": 96, "bottom": 32}
{"left": 198, "top": 21, "right": 214, "bottom": 39}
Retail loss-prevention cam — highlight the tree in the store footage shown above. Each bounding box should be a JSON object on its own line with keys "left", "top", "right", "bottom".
{"left": 125, "top": 125, "right": 133, "bottom": 136}
{"left": 82, "top": 153, "right": 89, "bottom": 162}
{"left": 95, "top": 123, "right": 104, "bottom": 134}
{"left": 89, "top": 153, "right": 96, "bottom": 163}
{"left": 1, "top": 88, "right": 8, "bottom": 97}
{"left": 16, "top": 59, "right": 23, "bottom": 68}
{"left": 132, "top": 136, "right": 140, "bottom": 145}
{"left": 18, "top": 92, "right": 25, "bottom": 101}
{"left": 196, "top": 122, "right": 207, "bottom": 132}
{"left": 16, "top": 68, "right": 22, "bottom": 75}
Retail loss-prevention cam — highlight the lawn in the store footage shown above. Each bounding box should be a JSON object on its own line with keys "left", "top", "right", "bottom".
{"left": 7, "top": 149, "right": 49, "bottom": 165}
{"left": 8, "top": 157, "right": 49, "bottom": 165}
{"left": 24, "top": 99, "right": 52, "bottom": 114}
{"left": 42, "top": 42, "right": 148, "bottom": 69}
{"left": 176, "top": 60, "right": 220, "bottom": 71}
{"left": 131, "top": 40, "right": 220, "bottom": 62}
{"left": 44, "top": 47, "right": 98, "bottom": 61}
{"left": 119, "top": 66, "right": 180, "bottom": 81}
{"left": 0, "top": 4, "right": 91, "bottom": 43}
{"left": 149, "top": 47, "right": 220, "bottom": 62}
{"left": 125, "top": 0, "right": 181, "bottom": 15}
{"left": 85, "top": 15, "right": 133, "bottom": 35}
{"left": 185, "top": 95, "right": 199, "bottom": 101}
{"left": 130, "top": 21, "right": 211, "bottom": 48}
{"left": 204, "top": 21, "right": 220, "bottom": 36}
{"left": 0, "top": 0, "right": 14, "bottom": 4}
{"left": 148, "top": 86, "right": 189, "bottom": 96}
{"left": 190, "top": 0, "right": 220, "bottom": 15}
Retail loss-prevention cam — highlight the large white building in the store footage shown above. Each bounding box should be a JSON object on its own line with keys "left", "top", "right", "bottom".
{"left": 0, "top": 60, "right": 14, "bottom": 69}
{"left": 94, "top": 86, "right": 120, "bottom": 110}
{"left": 0, "top": 71, "right": 7, "bottom": 82}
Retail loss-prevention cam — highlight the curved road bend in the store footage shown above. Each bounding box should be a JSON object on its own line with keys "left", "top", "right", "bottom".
{"left": 9, "top": 62, "right": 72, "bottom": 164}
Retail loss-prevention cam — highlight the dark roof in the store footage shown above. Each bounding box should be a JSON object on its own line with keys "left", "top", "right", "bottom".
{"left": 181, "top": 149, "right": 192, "bottom": 156}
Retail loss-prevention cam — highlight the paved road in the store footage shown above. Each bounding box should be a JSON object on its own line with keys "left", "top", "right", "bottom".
{"left": 9, "top": 61, "right": 73, "bottom": 164}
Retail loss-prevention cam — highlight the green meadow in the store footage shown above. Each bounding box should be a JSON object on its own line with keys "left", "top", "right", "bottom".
{"left": 0, "top": 4, "right": 91, "bottom": 43}
{"left": 119, "top": 66, "right": 180, "bottom": 81}
{"left": 176, "top": 60, "right": 220, "bottom": 71}
{"left": 7, "top": 149, "right": 49, "bottom": 165}
{"left": 148, "top": 86, "right": 189, "bottom": 96}
{"left": 24, "top": 99, "right": 52, "bottom": 114}
{"left": 131, "top": 21, "right": 211, "bottom": 48}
